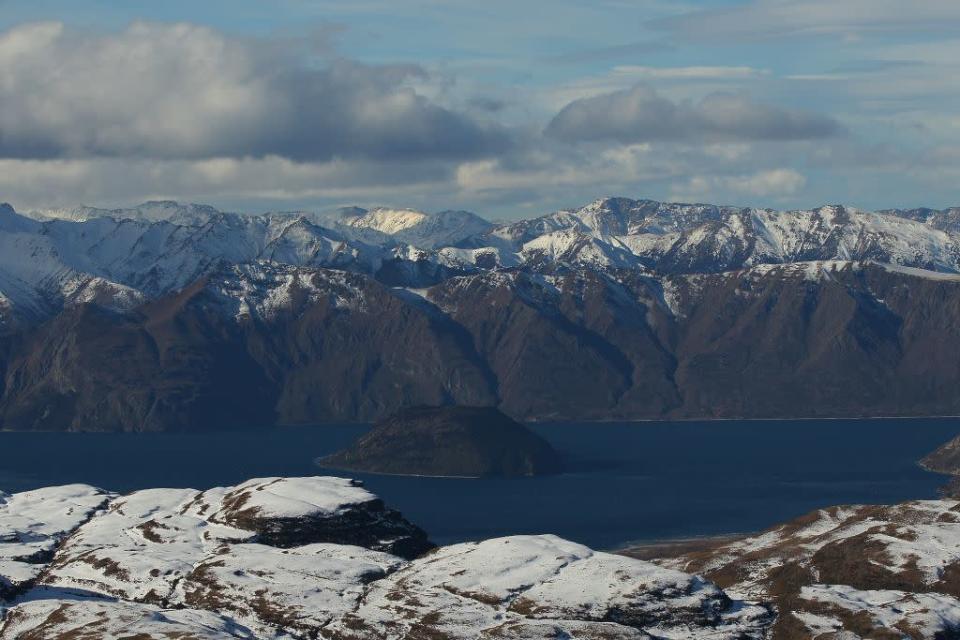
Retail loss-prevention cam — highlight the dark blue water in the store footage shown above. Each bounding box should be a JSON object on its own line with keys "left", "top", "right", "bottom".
{"left": 1, "top": 419, "right": 957, "bottom": 549}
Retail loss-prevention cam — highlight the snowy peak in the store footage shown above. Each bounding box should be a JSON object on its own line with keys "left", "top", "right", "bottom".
{"left": 344, "top": 207, "right": 430, "bottom": 234}
{"left": 521, "top": 228, "right": 641, "bottom": 269}
{"left": 28, "top": 201, "right": 226, "bottom": 226}
{"left": 328, "top": 206, "right": 493, "bottom": 249}
{"left": 3, "top": 196, "right": 960, "bottom": 328}
{"left": 477, "top": 197, "right": 960, "bottom": 274}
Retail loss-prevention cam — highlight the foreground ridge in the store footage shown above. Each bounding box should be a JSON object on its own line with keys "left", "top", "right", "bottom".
{"left": 5, "top": 475, "right": 960, "bottom": 638}
{"left": 648, "top": 499, "right": 960, "bottom": 639}
{"left": 0, "top": 476, "right": 775, "bottom": 638}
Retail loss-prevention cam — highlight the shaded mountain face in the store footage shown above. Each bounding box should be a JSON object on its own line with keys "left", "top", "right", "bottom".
{"left": 3, "top": 260, "right": 960, "bottom": 430}
{"left": 2, "top": 197, "right": 960, "bottom": 430}
{"left": 321, "top": 405, "right": 564, "bottom": 477}
{"left": 0, "top": 266, "right": 497, "bottom": 431}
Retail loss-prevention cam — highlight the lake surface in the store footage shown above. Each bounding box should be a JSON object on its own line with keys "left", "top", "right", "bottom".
{"left": 1, "top": 419, "right": 958, "bottom": 549}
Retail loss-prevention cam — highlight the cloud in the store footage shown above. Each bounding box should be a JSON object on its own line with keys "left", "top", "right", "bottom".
{"left": 545, "top": 41, "right": 666, "bottom": 65}
{"left": 656, "top": 0, "right": 960, "bottom": 40}
{"left": 609, "top": 65, "right": 768, "bottom": 80}
{"left": 671, "top": 169, "right": 807, "bottom": 202}
{"left": 0, "top": 155, "right": 456, "bottom": 210}
{"left": 545, "top": 85, "right": 841, "bottom": 144}
{"left": 0, "top": 21, "right": 507, "bottom": 162}
{"left": 723, "top": 168, "right": 808, "bottom": 197}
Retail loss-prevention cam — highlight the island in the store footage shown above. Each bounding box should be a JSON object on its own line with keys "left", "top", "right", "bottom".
{"left": 319, "top": 405, "right": 564, "bottom": 477}
{"left": 921, "top": 434, "right": 960, "bottom": 476}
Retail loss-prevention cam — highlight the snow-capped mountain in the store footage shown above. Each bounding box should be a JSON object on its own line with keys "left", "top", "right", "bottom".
{"left": 464, "top": 197, "right": 960, "bottom": 274}
{"left": 0, "top": 201, "right": 481, "bottom": 325}
{"left": 4, "top": 195, "right": 960, "bottom": 429}
{"left": 27, "top": 201, "right": 226, "bottom": 226}
{"left": 12, "top": 196, "right": 960, "bottom": 299}
{"left": 312, "top": 206, "right": 494, "bottom": 249}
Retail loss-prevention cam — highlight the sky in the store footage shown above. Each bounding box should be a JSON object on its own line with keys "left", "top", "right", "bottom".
{"left": 0, "top": 0, "right": 958, "bottom": 219}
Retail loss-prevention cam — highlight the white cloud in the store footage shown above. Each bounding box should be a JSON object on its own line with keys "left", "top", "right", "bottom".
{"left": 672, "top": 169, "right": 807, "bottom": 201}
{"left": 545, "top": 85, "right": 840, "bottom": 143}
{"left": 0, "top": 156, "right": 455, "bottom": 210}
{"left": 0, "top": 21, "right": 506, "bottom": 162}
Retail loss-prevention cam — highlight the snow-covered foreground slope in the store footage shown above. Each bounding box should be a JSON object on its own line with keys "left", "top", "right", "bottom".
{"left": 0, "top": 485, "right": 111, "bottom": 598}
{"left": 6, "top": 476, "right": 960, "bottom": 639}
{"left": 0, "top": 476, "right": 777, "bottom": 639}
{"left": 654, "top": 499, "right": 960, "bottom": 639}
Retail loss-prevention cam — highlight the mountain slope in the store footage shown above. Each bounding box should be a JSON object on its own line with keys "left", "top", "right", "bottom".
{"left": 2, "top": 197, "right": 960, "bottom": 429}
{"left": 3, "top": 259, "right": 960, "bottom": 429}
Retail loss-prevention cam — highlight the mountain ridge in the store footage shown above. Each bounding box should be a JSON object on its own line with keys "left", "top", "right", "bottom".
{"left": 3, "top": 196, "right": 960, "bottom": 429}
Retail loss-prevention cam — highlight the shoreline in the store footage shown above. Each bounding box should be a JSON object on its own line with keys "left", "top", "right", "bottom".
{"left": 314, "top": 459, "right": 482, "bottom": 480}
{"left": 615, "top": 533, "right": 748, "bottom": 561}
{"left": 3, "top": 413, "right": 960, "bottom": 434}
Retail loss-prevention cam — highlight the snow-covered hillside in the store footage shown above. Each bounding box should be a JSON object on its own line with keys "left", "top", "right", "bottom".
{"left": 658, "top": 498, "right": 960, "bottom": 639}
{"left": 0, "top": 477, "right": 772, "bottom": 639}
{"left": 7, "top": 475, "right": 960, "bottom": 638}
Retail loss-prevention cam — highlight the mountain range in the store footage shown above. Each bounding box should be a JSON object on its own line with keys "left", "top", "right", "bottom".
{"left": 2, "top": 196, "right": 960, "bottom": 430}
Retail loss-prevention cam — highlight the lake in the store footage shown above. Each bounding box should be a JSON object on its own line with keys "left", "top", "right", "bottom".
{"left": 1, "top": 419, "right": 957, "bottom": 549}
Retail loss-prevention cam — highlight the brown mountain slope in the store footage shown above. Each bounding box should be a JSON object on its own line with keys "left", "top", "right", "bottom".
{"left": 2, "top": 262, "right": 960, "bottom": 430}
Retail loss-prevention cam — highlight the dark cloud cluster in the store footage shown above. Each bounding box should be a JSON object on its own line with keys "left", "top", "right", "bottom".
{"left": 0, "top": 22, "right": 507, "bottom": 162}
{"left": 545, "top": 85, "right": 841, "bottom": 144}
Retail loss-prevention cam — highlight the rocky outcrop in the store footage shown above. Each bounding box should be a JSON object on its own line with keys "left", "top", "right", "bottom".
{"left": 321, "top": 406, "right": 564, "bottom": 477}
{"left": 650, "top": 499, "right": 960, "bottom": 639}
{"left": 0, "top": 476, "right": 775, "bottom": 639}
{"left": 204, "top": 477, "right": 433, "bottom": 557}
